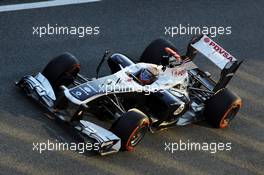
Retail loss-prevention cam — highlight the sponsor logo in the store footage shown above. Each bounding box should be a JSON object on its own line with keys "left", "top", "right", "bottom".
{"left": 83, "top": 86, "right": 92, "bottom": 94}
{"left": 204, "top": 37, "right": 210, "bottom": 43}
{"left": 204, "top": 37, "right": 233, "bottom": 61}
{"left": 127, "top": 78, "right": 132, "bottom": 82}
{"left": 75, "top": 91, "right": 82, "bottom": 96}
{"left": 171, "top": 69, "right": 186, "bottom": 77}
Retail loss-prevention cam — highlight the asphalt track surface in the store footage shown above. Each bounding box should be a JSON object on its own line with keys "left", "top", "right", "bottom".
{"left": 0, "top": 0, "right": 263, "bottom": 175}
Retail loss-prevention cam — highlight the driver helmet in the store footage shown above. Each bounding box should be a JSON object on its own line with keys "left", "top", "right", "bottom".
{"left": 138, "top": 66, "right": 158, "bottom": 84}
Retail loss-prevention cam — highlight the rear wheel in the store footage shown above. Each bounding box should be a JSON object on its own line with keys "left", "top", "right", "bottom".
{"left": 140, "top": 38, "right": 178, "bottom": 64}
{"left": 111, "top": 109, "right": 149, "bottom": 151}
{"left": 42, "top": 53, "right": 80, "bottom": 92}
{"left": 204, "top": 88, "right": 242, "bottom": 128}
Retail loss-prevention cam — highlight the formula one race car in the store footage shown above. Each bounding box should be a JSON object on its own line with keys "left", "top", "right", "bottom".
{"left": 16, "top": 35, "right": 243, "bottom": 155}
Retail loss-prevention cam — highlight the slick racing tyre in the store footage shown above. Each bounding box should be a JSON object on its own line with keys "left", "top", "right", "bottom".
{"left": 140, "top": 38, "right": 178, "bottom": 65}
{"left": 204, "top": 88, "right": 242, "bottom": 128}
{"left": 42, "top": 53, "right": 80, "bottom": 92}
{"left": 111, "top": 108, "right": 149, "bottom": 151}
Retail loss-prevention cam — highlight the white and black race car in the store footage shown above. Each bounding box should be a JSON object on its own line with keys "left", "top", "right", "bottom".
{"left": 16, "top": 35, "right": 243, "bottom": 155}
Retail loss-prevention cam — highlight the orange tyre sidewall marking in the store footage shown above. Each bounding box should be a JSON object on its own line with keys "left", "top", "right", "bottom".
{"left": 125, "top": 119, "right": 150, "bottom": 151}
{"left": 219, "top": 99, "right": 242, "bottom": 128}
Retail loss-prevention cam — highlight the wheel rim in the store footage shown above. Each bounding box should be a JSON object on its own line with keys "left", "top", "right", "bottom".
{"left": 130, "top": 125, "right": 147, "bottom": 147}
{"left": 220, "top": 106, "right": 239, "bottom": 128}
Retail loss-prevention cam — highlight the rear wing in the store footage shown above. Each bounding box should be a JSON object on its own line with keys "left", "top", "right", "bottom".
{"left": 190, "top": 35, "right": 243, "bottom": 91}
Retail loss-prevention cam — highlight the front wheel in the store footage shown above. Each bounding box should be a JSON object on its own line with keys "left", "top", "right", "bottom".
{"left": 204, "top": 88, "right": 242, "bottom": 128}
{"left": 111, "top": 109, "right": 149, "bottom": 151}
{"left": 42, "top": 53, "right": 80, "bottom": 92}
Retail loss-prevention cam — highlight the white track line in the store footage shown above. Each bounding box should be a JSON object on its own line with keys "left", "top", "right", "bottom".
{"left": 0, "top": 0, "right": 101, "bottom": 12}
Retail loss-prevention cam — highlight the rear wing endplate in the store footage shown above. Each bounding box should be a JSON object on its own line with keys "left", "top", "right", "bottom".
{"left": 190, "top": 35, "right": 243, "bottom": 91}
